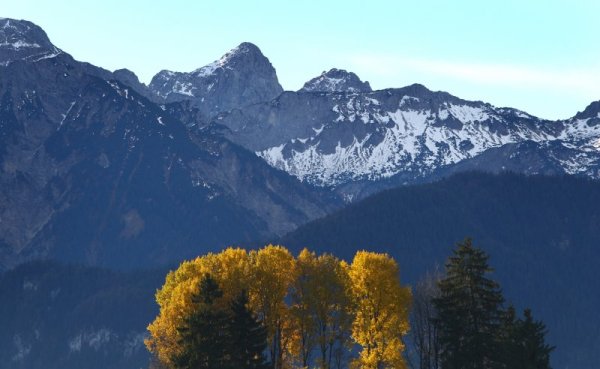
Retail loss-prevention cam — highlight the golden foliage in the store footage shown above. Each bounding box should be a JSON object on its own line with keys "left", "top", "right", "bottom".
{"left": 349, "top": 251, "right": 412, "bottom": 369}
{"left": 145, "top": 246, "right": 411, "bottom": 369}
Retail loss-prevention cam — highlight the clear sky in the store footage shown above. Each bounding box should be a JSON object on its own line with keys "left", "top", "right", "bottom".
{"left": 3, "top": 0, "right": 600, "bottom": 119}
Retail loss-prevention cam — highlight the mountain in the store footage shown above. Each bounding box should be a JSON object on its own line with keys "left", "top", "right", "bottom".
{"left": 300, "top": 68, "right": 372, "bottom": 93}
{"left": 0, "top": 18, "right": 62, "bottom": 66}
{"left": 0, "top": 19, "right": 335, "bottom": 270}
{"left": 0, "top": 261, "right": 164, "bottom": 369}
{"left": 3, "top": 18, "right": 600, "bottom": 369}
{"left": 148, "top": 42, "right": 283, "bottom": 118}
{"left": 212, "top": 79, "right": 600, "bottom": 200}
{"left": 112, "top": 68, "right": 156, "bottom": 101}
{"left": 7, "top": 17, "right": 595, "bottom": 206}
{"left": 280, "top": 172, "right": 600, "bottom": 369}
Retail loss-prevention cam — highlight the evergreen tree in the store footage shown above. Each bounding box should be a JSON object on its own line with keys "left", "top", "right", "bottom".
{"left": 228, "top": 290, "right": 271, "bottom": 369}
{"left": 498, "top": 305, "right": 520, "bottom": 369}
{"left": 432, "top": 238, "right": 504, "bottom": 369}
{"left": 172, "top": 273, "right": 230, "bottom": 369}
{"left": 500, "top": 307, "right": 554, "bottom": 369}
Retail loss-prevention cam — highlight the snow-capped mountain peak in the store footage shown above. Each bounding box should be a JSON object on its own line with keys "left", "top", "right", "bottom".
{"left": 300, "top": 68, "right": 372, "bottom": 93}
{"left": 0, "top": 18, "right": 62, "bottom": 65}
{"left": 148, "top": 42, "right": 283, "bottom": 116}
{"left": 192, "top": 42, "right": 263, "bottom": 77}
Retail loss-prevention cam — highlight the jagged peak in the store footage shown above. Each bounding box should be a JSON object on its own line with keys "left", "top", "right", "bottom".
{"left": 147, "top": 41, "right": 282, "bottom": 111}
{"left": 113, "top": 68, "right": 142, "bottom": 84}
{"left": 300, "top": 68, "right": 372, "bottom": 93}
{"left": 112, "top": 68, "right": 155, "bottom": 99}
{"left": 0, "top": 18, "right": 62, "bottom": 65}
{"left": 574, "top": 100, "right": 600, "bottom": 120}
{"left": 230, "top": 42, "right": 263, "bottom": 55}
{"left": 191, "top": 42, "right": 268, "bottom": 77}
{"left": 150, "top": 43, "right": 272, "bottom": 84}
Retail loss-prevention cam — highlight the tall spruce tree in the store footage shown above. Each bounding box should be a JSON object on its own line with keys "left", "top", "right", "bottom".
{"left": 501, "top": 307, "right": 554, "bottom": 369}
{"left": 499, "top": 305, "right": 520, "bottom": 369}
{"left": 228, "top": 290, "right": 271, "bottom": 369}
{"left": 433, "top": 238, "right": 504, "bottom": 369}
{"left": 172, "top": 273, "right": 230, "bottom": 369}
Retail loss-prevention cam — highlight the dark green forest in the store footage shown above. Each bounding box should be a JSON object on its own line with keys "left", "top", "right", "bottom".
{"left": 282, "top": 172, "right": 600, "bottom": 368}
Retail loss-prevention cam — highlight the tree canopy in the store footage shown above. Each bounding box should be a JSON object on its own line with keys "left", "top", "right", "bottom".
{"left": 145, "top": 245, "right": 411, "bottom": 369}
{"left": 432, "top": 239, "right": 553, "bottom": 369}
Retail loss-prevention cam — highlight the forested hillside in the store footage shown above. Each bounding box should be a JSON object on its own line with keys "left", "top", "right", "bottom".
{"left": 0, "top": 262, "right": 165, "bottom": 369}
{"left": 282, "top": 172, "right": 600, "bottom": 369}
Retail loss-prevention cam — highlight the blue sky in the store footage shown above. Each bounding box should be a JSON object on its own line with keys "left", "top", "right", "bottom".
{"left": 3, "top": 0, "right": 600, "bottom": 119}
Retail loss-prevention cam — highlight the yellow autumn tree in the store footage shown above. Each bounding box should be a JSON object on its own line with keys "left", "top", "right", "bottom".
{"left": 250, "top": 245, "right": 297, "bottom": 369}
{"left": 145, "top": 246, "right": 412, "bottom": 369}
{"left": 290, "top": 248, "right": 319, "bottom": 368}
{"left": 314, "top": 255, "right": 353, "bottom": 369}
{"left": 349, "top": 251, "right": 412, "bottom": 369}
{"left": 146, "top": 248, "right": 252, "bottom": 366}
{"left": 146, "top": 255, "right": 211, "bottom": 364}
{"left": 291, "top": 250, "right": 354, "bottom": 369}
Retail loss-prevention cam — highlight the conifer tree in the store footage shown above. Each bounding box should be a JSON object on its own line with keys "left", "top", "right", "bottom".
{"left": 228, "top": 290, "right": 271, "bottom": 369}
{"left": 500, "top": 307, "right": 554, "bottom": 369}
{"left": 172, "top": 273, "right": 230, "bottom": 369}
{"left": 517, "top": 309, "right": 554, "bottom": 369}
{"left": 433, "top": 238, "right": 504, "bottom": 369}
{"left": 498, "top": 305, "right": 520, "bottom": 369}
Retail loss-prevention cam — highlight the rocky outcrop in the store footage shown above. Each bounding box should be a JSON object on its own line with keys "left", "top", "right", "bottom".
{"left": 148, "top": 42, "right": 283, "bottom": 116}
{"left": 300, "top": 68, "right": 372, "bottom": 93}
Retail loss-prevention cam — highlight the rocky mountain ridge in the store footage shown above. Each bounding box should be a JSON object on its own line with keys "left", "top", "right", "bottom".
{"left": 213, "top": 83, "right": 600, "bottom": 199}
{"left": 0, "top": 18, "right": 62, "bottom": 66}
{"left": 0, "top": 18, "right": 334, "bottom": 270}
{"left": 147, "top": 42, "right": 283, "bottom": 117}
{"left": 128, "top": 29, "right": 600, "bottom": 200}
{"left": 2, "top": 16, "right": 600, "bottom": 269}
{"left": 300, "top": 68, "right": 372, "bottom": 93}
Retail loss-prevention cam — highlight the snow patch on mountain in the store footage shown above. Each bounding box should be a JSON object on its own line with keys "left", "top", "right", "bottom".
{"left": 0, "top": 40, "right": 40, "bottom": 49}
{"left": 561, "top": 118, "right": 600, "bottom": 141}
{"left": 257, "top": 91, "right": 598, "bottom": 187}
{"left": 192, "top": 43, "right": 250, "bottom": 77}
{"left": 172, "top": 80, "right": 194, "bottom": 97}
{"left": 11, "top": 334, "right": 31, "bottom": 362}
{"left": 69, "top": 329, "right": 114, "bottom": 352}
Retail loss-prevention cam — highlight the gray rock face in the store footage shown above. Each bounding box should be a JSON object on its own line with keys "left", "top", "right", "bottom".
{"left": 112, "top": 68, "right": 156, "bottom": 101}
{"left": 300, "top": 68, "right": 372, "bottom": 93}
{"left": 213, "top": 83, "right": 600, "bottom": 200}
{"left": 574, "top": 100, "right": 600, "bottom": 121}
{"left": 0, "top": 18, "right": 62, "bottom": 65}
{"left": 148, "top": 42, "right": 283, "bottom": 117}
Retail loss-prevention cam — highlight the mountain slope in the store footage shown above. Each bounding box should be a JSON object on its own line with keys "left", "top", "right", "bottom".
{"left": 0, "top": 261, "right": 165, "bottom": 369}
{"left": 212, "top": 75, "right": 600, "bottom": 200}
{"left": 0, "top": 19, "right": 335, "bottom": 270}
{"left": 281, "top": 172, "right": 600, "bottom": 369}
